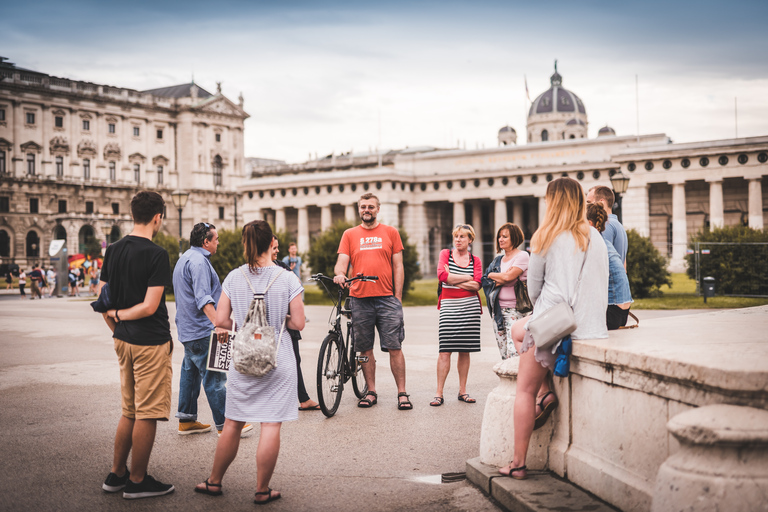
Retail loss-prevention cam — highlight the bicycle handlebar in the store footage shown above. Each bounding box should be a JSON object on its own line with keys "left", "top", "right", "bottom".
{"left": 310, "top": 273, "right": 379, "bottom": 283}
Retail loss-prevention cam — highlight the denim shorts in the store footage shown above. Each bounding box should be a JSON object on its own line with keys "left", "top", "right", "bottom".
{"left": 349, "top": 295, "right": 405, "bottom": 352}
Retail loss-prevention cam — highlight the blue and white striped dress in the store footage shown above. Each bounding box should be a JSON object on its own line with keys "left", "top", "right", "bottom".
{"left": 438, "top": 252, "right": 482, "bottom": 352}
{"left": 223, "top": 264, "right": 303, "bottom": 423}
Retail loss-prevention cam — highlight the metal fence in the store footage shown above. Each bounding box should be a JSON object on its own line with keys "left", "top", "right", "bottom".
{"left": 692, "top": 242, "right": 768, "bottom": 298}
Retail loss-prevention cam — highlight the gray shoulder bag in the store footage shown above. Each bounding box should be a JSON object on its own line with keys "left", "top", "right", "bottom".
{"left": 527, "top": 241, "right": 590, "bottom": 351}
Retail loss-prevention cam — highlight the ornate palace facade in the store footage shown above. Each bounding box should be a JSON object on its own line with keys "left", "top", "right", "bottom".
{"left": 240, "top": 66, "right": 767, "bottom": 274}
{"left": 0, "top": 57, "right": 248, "bottom": 270}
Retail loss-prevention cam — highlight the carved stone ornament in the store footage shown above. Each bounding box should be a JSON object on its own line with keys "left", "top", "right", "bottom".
{"left": 79, "top": 112, "right": 94, "bottom": 120}
{"left": 152, "top": 155, "right": 169, "bottom": 166}
{"left": 0, "top": 137, "right": 12, "bottom": 151}
{"left": 105, "top": 116, "right": 118, "bottom": 124}
{"left": 51, "top": 109, "right": 67, "bottom": 117}
{"left": 49, "top": 136, "right": 70, "bottom": 156}
{"left": 210, "top": 151, "right": 229, "bottom": 165}
{"left": 103, "top": 142, "right": 121, "bottom": 160}
{"left": 128, "top": 152, "right": 146, "bottom": 163}
{"left": 20, "top": 141, "right": 43, "bottom": 153}
{"left": 204, "top": 100, "right": 235, "bottom": 116}
{"left": 77, "top": 139, "right": 97, "bottom": 157}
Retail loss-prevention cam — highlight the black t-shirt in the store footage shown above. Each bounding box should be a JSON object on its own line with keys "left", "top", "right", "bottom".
{"left": 100, "top": 235, "right": 172, "bottom": 346}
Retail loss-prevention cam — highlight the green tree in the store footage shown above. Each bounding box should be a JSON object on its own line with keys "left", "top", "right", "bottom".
{"left": 305, "top": 220, "right": 422, "bottom": 300}
{"left": 152, "top": 231, "right": 188, "bottom": 293}
{"left": 686, "top": 225, "right": 768, "bottom": 295}
{"left": 626, "top": 229, "right": 671, "bottom": 298}
{"left": 210, "top": 229, "right": 245, "bottom": 284}
{"left": 84, "top": 236, "right": 103, "bottom": 259}
{"left": 272, "top": 228, "right": 296, "bottom": 263}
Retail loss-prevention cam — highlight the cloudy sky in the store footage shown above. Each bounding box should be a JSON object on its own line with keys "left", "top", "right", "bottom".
{"left": 4, "top": 0, "right": 767, "bottom": 163}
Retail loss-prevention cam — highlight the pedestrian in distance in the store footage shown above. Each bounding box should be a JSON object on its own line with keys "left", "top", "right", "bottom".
{"left": 431, "top": 223, "right": 483, "bottom": 407}
{"left": 272, "top": 236, "right": 320, "bottom": 411}
{"left": 17, "top": 270, "right": 26, "bottom": 299}
{"left": 196, "top": 220, "right": 304, "bottom": 505}
{"left": 499, "top": 177, "right": 608, "bottom": 480}
{"left": 99, "top": 191, "right": 175, "bottom": 499}
{"left": 47, "top": 267, "right": 57, "bottom": 298}
{"left": 173, "top": 222, "right": 252, "bottom": 437}
{"left": 5, "top": 270, "right": 13, "bottom": 290}
{"left": 282, "top": 242, "right": 302, "bottom": 280}
{"left": 333, "top": 193, "right": 412, "bottom": 410}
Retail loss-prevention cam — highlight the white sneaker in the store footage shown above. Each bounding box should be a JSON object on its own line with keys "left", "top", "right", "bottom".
{"left": 218, "top": 424, "right": 253, "bottom": 437}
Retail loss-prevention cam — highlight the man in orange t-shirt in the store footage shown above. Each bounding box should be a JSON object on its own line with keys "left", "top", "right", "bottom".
{"left": 334, "top": 193, "right": 411, "bottom": 410}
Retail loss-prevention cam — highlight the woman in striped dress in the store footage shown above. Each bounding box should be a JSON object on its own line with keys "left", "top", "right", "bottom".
{"left": 431, "top": 224, "right": 482, "bottom": 406}
{"left": 195, "top": 220, "right": 305, "bottom": 505}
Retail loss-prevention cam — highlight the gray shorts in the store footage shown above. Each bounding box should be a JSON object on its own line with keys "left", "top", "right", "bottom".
{"left": 349, "top": 295, "right": 405, "bottom": 352}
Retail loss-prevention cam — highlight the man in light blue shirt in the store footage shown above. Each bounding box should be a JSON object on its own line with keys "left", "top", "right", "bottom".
{"left": 172, "top": 223, "right": 229, "bottom": 435}
{"left": 282, "top": 242, "right": 302, "bottom": 280}
{"left": 588, "top": 186, "right": 628, "bottom": 265}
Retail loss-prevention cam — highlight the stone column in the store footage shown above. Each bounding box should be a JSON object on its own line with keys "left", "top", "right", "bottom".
{"left": 537, "top": 194, "right": 547, "bottom": 226}
{"left": 707, "top": 179, "right": 724, "bottom": 229}
{"left": 671, "top": 182, "right": 687, "bottom": 272}
{"left": 379, "top": 201, "right": 399, "bottom": 227}
{"left": 471, "top": 201, "right": 483, "bottom": 248}
{"left": 40, "top": 104, "right": 49, "bottom": 177}
{"left": 403, "top": 202, "right": 429, "bottom": 274}
{"left": 453, "top": 200, "right": 465, "bottom": 228}
{"left": 275, "top": 208, "right": 286, "bottom": 232}
{"left": 297, "top": 206, "right": 309, "bottom": 253}
{"left": 748, "top": 178, "right": 764, "bottom": 230}
{"left": 622, "top": 184, "right": 650, "bottom": 237}
{"left": 512, "top": 199, "right": 523, "bottom": 227}
{"left": 493, "top": 198, "right": 507, "bottom": 236}
{"left": 320, "top": 205, "right": 332, "bottom": 232}
{"left": 12, "top": 100, "right": 22, "bottom": 175}
{"left": 344, "top": 204, "right": 357, "bottom": 223}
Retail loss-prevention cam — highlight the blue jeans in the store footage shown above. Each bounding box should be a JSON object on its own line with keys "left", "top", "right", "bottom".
{"left": 176, "top": 336, "right": 227, "bottom": 430}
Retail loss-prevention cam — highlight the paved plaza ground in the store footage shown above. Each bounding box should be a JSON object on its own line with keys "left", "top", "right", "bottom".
{"left": 0, "top": 291, "right": 707, "bottom": 511}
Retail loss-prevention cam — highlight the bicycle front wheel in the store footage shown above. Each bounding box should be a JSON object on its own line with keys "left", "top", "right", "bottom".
{"left": 348, "top": 323, "right": 368, "bottom": 399}
{"left": 317, "top": 333, "right": 343, "bottom": 417}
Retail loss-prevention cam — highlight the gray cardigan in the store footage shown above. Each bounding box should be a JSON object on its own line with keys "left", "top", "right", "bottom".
{"left": 527, "top": 227, "right": 609, "bottom": 340}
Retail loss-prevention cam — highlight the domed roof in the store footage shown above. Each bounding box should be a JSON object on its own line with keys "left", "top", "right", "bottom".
{"left": 499, "top": 125, "right": 516, "bottom": 133}
{"left": 598, "top": 125, "right": 616, "bottom": 136}
{"left": 528, "top": 62, "right": 586, "bottom": 117}
{"left": 566, "top": 118, "right": 586, "bottom": 126}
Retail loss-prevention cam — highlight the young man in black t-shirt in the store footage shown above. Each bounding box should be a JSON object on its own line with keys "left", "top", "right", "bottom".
{"left": 99, "top": 191, "right": 175, "bottom": 499}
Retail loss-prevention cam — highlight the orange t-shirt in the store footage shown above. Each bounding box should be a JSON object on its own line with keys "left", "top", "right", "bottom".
{"left": 338, "top": 223, "right": 404, "bottom": 298}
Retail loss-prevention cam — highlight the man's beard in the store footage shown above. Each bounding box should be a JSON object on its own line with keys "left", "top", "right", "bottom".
{"left": 361, "top": 212, "right": 376, "bottom": 226}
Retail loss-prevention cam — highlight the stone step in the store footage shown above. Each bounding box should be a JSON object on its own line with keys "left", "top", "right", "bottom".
{"left": 466, "top": 457, "right": 619, "bottom": 512}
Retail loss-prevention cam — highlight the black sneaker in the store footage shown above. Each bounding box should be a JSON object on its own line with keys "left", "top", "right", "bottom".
{"left": 102, "top": 469, "right": 130, "bottom": 492}
{"left": 122, "top": 475, "right": 175, "bottom": 499}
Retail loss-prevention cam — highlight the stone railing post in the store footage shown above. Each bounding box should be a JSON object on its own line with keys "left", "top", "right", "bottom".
{"left": 652, "top": 404, "right": 768, "bottom": 512}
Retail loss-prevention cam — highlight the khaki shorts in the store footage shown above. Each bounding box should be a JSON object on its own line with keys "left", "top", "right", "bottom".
{"left": 114, "top": 338, "right": 173, "bottom": 421}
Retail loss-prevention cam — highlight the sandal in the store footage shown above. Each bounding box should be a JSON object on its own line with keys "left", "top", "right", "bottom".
{"left": 499, "top": 464, "right": 528, "bottom": 480}
{"left": 254, "top": 488, "right": 281, "bottom": 505}
{"left": 534, "top": 391, "right": 558, "bottom": 430}
{"left": 194, "top": 478, "right": 223, "bottom": 496}
{"left": 397, "top": 392, "right": 413, "bottom": 410}
{"left": 458, "top": 393, "right": 476, "bottom": 404}
{"left": 429, "top": 396, "right": 444, "bottom": 407}
{"left": 357, "top": 391, "right": 377, "bottom": 408}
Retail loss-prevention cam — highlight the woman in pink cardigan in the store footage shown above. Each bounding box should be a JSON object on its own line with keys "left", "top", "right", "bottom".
{"left": 431, "top": 224, "right": 483, "bottom": 406}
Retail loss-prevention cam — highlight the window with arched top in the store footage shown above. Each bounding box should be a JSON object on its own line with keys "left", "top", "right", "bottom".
{"left": 541, "top": 130, "right": 549, "bottom": 141}
{"left": 54, "top": 225, "right": 67, "bottom": 242}
{"left": 26, "top": 230, "right": 40, "bottom": 257}
{"left": 79, "top": 225, "right": 95, "bottom": 255}
{"left": 0, "top": 230, "right": 10, "bottom": 257}
{"left": 109, "top": 225, "right": 121, "bottom": 244}
{"left": 213, "top": 155, "right": 223, "bottom": 186}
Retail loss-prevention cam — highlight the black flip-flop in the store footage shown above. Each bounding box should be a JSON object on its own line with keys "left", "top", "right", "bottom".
{"left": 254, "top": 488, "right": 281, "bottom": 505}
{"left": 534, "top": 391, "right": 558, "bottom": 430}
{"left": 298, "top": 404, "right": 321, "bottom": 411}
{"left": 194, "top": 479, "right": 222, "bottom": 496}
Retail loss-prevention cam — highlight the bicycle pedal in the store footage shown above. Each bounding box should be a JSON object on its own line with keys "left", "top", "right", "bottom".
{"left": 356, "top": 356, "right": 369, "bottom": 363}
{"left": 331, "top": 385, "right": 339, "bottom": 392}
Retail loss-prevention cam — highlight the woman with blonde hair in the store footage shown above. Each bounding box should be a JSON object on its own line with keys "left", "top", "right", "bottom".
{"left": 499, "top": 177, "right": 608, "bottom": 480}
{"left": 195, "top": 220, "right": 305, "bottom": 504}
{"left": 431, "top": 224, "right": 482, "bottom": 406}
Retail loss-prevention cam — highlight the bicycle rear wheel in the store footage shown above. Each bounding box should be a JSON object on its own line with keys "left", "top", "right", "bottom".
{"left": 317, "top": 333, "right": 343, "bottom": 417}
{"left": 348, "top": 324, "right": 368, "bottom": 399}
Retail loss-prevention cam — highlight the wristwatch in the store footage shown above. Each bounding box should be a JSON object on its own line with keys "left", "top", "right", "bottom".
{"left": 115, "top": 310, "right": 120, "bottom": 322}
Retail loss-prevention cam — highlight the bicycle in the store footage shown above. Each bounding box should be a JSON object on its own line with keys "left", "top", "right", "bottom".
{"left": 310, "top": 273, "right": 378, "bottom": 417}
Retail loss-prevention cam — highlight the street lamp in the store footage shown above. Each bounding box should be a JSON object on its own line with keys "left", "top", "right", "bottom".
{"left": 170, "top": 190, "right": 189, "bottom": 256}
{"left": 610, "top": 170, "right": 630, "bottom": 224}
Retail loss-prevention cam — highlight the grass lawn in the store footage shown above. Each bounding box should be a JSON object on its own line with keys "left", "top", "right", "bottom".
{"left": 305, "top": 273, "right": 768, "bottom": 310}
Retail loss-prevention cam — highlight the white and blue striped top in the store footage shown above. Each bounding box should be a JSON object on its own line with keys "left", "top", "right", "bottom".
{"left": 223, "top": 264, "right": 303, "bottom": 423}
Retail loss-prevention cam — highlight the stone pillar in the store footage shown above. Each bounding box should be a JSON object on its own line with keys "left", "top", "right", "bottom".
{"left": 12, "top": 100, "right": 22, "bottom": 175}
{"left": 708, "top": 179, "right": 724, "bottom": 229}
{"left": 537, "top": 194, "right": 547, "bottom": 225}
{"left": 671, "top": 182, "right": 687, "bottom": 272}
{"left": 403, "top": 202, "right": 429, "bottom": 273}
{"left": 651, "top": 405, "right": 768, "bottom": 512}
{"left": 379, "top": 201, "right": 399, "bottom": 227}
{"left": 471, "top": 201, "right": 483, "bottom": 248}
{"left": 275, "top": 208, "right": 286, "bottom": 232}
{"left": 512, "top": 199, "right": 524, "bottom": 227}
{"left": 40, "top": 104, "right": 49, "bottom": 177}
{"left": 748, "top": 178, "right": 764, "bottom": 230}
{"left": 622, "top": 184, "right": 650, "bottom": 238}
{"left": 297, "top": 206, "right": 309, "bottom": 253}
{"left": 320, "top": 205, "right": 332, "bottom": 232}
{"left": 453, "top": 200, "right": 465, "bottom": 228}
{"left": 479, "top": 358, "right": 551, "bottom": 469}
{"left": 344, "top": 204, "right": 356, "bottom": 223}
{"left": 493, "top": 198, "right": 507, "bottom": 236}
